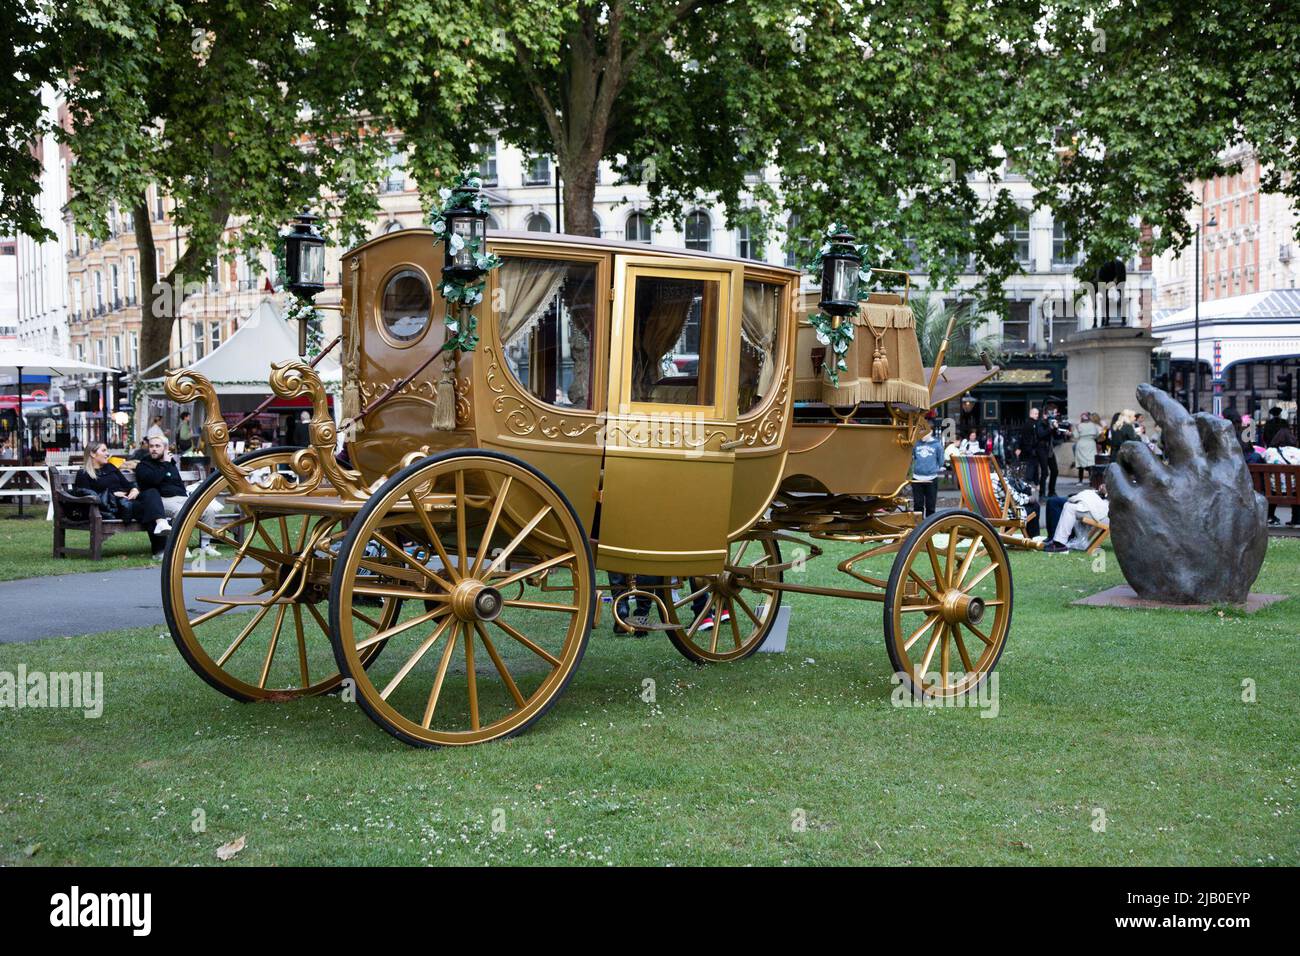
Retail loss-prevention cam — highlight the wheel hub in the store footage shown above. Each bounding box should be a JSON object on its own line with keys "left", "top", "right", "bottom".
{"left": 940, "top": 589, "right": 985, "bottom": 626}
{"left": 450, "top": 579, "right": 503, "bottom": 622}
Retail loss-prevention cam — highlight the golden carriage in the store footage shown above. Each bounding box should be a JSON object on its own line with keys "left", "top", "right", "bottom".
{"left": 162, "top": 209, "right": 1010, "bottom": 748}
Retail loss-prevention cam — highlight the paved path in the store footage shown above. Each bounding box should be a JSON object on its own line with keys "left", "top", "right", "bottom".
{"left": 0, "top": 560, "right": 258, "bottom": 645}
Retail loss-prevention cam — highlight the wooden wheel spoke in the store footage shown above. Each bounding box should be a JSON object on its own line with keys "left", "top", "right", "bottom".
{"left": 464, "top": 621, "right": 479, "bottom": 731}
{"left": 493, "top": 617, "right": 562, "bottom": 668}
{"left": 258, "top": 605, "right": 288, "bottom": 689}
{"left": 215, "top": 603, "right": 274, "bottom": 667}
{"left": 407, "top": 491, "right": 461, "bottom": 584}
{"left": 733, "top": 592, "right": 764, "bottom": 627}
{"left": 502, "top": 598, "right": 578, "bottom": 613}
{"left": 734, "top": 538, "right": 752, "bottom": 565}
{"left": 672, "top": 581, "right": 711, "bottom": 609}
{"left": 357, "top": 606, "right": 451, "bottom": 651}
{"left": 966, "top": 620, "right": 994, "bottom": 646}
{"left": 686, "top": 594, "right": 715, "bottom": 641}
{"left": 954, "top": 538, "right": 987, "bottom": 588}
{"left": 485, "top": 506, "right": 553, "bottom": 581}
{"left": 953, "top": 625, "right": 975, "bottom": 673}
{"left": 188, "top": 600, "right": 242, "bottom": 629}
{"left": 918, "top": 622, "right": 945, "bottom": 680}
{"left": 195, "top": 522, "right": 283, "bottom": 563}
{"left": 352, "top": 583, "right": 448, "bottom": 602}
{"left": 491, "top": 551, "right": 575, "bottom": 590}
{"left": 727, "top": 599, "right": 742, "bottom": 649}
{"left": 904, "top": 613, "right": 940, "bottom": 653}
{"left": 380, "top": 615, "right": 454, "bottom": 700}
{"left": 925, "top": 539, "right": 945, "bottom": 590}
{"left": 471, "top": 474, "right": 512, "bottom": 579}
{"left": 303, "top": 600, "right": 333, "bottom": 641}
{"left": 476, "top": 622, "right": 526, "bottom": 709}
{"left": 351, "top": 607, "right": 382, "bottom": 630}
{"left": 944, "top": 530, "right": 959, "bottom": 587}
{"left": 907, "top": 568, "right": 943, "bottom": 603}
{"left": 899, "top": 601, "right": 942, "bottom": 613}
{"left": 964, "top": 561, "right": 998, "bottom": 591}
{"left": 292, "top": 604, "right": 310, "bottom": 688}
{"left": 939, "top": 620, "right": 951, "bottom": 690}
{"left": 421, "top": 623, "right": 461, "bottom": 728}
{"left": 454, "top": 471, "right": 469, "bottom": 579}
{"left": 369, "top": 529, "right": 454, "bottom": 591}
{"left": 356, "top": 556, "right": 429, "bottom": 587}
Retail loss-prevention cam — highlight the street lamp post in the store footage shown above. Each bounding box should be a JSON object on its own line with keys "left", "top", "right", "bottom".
{"left": 1192, "top": 212, "right": 1217, "bottom": 413}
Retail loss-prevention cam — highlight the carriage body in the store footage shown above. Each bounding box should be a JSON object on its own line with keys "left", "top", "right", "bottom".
{"left": 161, "top": 227, "right": 1013, "bottom": 749}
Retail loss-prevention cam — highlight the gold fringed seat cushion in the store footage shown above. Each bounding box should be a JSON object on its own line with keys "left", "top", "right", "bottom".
{"left": 794, "top": 302, "right": 928, "bottom": 407}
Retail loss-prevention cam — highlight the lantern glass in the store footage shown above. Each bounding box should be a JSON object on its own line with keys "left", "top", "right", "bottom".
{"left": 443, "top": 207, "right": 488, "bottom": 279}
{"left": 830, "top": 257, "right": 859, "bottom": 305}
{"left": 299, "top": 241, "right": 325, "bottom": 288}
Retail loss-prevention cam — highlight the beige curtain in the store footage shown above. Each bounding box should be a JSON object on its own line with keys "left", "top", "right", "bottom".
{"left": 741, "top": 282, "right": 780, "bottom": 397}
{"left": 497, "top": 257, "right": 569, "bottom": 347}
{"left": 632, "top": 279, "right": 695, "bottom": 398}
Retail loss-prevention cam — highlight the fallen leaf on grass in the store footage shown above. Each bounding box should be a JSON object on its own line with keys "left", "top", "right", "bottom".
{"left": 216, "top": 835, "right": 246, "bottom": 861}
{"left": 24, "top": 843, "right": 40, "bottom": 858}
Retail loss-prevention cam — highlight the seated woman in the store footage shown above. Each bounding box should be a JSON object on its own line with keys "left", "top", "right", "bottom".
{"left": 989, "top": 469, "right": 1041, "bottom": 538}
{"left": 75, "top": 443, "right": 171, "bottom": 556}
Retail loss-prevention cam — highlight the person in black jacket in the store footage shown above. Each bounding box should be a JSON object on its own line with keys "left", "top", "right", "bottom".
{"left": 135, "top": 435, "right": 223, "bottom": 559}
{"left": 1014, "top": 406, "right": 1053, "bottom": 498}
{"left": 75, "top": 443, "right": 171, "bottom": 556}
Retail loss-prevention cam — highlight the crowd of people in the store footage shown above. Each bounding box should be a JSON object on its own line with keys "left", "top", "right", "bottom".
{"left": 912, "top": 396, "right": 1300, "bottom": 547}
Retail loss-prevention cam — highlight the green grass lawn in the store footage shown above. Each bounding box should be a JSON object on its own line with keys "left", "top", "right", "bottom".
{"left": 1, "top": 535, "right": 1296, "bottom": 866}
{"left": 0, "top": 504, "right": 157, "bottom": 581}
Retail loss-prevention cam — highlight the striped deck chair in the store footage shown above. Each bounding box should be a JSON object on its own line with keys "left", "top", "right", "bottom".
{"left": 950, "top": 454, "right": 1043, "bottom": 551}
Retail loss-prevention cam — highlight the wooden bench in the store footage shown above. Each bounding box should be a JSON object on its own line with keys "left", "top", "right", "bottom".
{"left": 1249, "top": 462, "right": 1300, "bottom": 523}
{"left": 49, "top": 466, "right": 154, "bottom": 559}
{"left": 49, "top": 463, "right": 209, "bottom": 560}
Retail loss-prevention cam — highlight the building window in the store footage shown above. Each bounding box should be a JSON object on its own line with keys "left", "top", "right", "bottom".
{"left": 485, "top": 213, "right": 500, "bottom": 230}
{"left": 94, "top": 271, "right": 104, "bottom": 311}
{"left": 129, "top": 332, "right": 139, "bottom": 368}
{"left": 192, "top": 321, "right": 206, "bottom": 360}
{"left": 383, "top": 219, "right": 404, "bottom": 234}
{"left": 1002, "top": 301, "right": 1032, "bottom": 351}
{"left": 110, "top": 265, "right": 120, "bottom": 308}
{"left": 156, "top": 249, "right": 167, "bottom": 279}
{"left": 525, "top": 155, "right": 552, "bottom": 186}
{"left": 382, "top": 150, "right": 406, "bottom": 193}
{"left": 526, "top": 212, "right": 552, "bottom": 233}
{"left": 684, "top": 211, "right": 711, "bottom": 251}
{"left": 112, "top": 335, "right": 123, "bottom": 367}
{"left": 126, "top": 256, "right": 137, "bottom": 302}
{"left": 475, "top": 142, "right": 498, "bottom": 185}
{"left": 737, "top": 219, "right": 763, "bottom": 261}
{"left": 1052, "top": 221, "right": 1081, "bottom": 268}
{"left": 1010, "top": 211, "right": 1031, "bottom": 267}
{"left": 626, "top": 213, "right": 653, "bottom": 243}
{"left": 77, "top": 343, "right": 86, "bottom": 362}
{"left": 154, "top": 188, "right": 166, "bottom": 221}
{"left": 210, "top": 321, "right": 221, "bottom": 353}
{"left": 96, "top": 339, "right": 106, "bottom": 366}
{"left": 784, "top": 214, "right": 808, "bottom": 268}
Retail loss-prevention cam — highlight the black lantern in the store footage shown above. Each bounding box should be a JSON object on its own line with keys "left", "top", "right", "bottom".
{"left": 818, "top": 229, "right": 863, "bottom": 317}
{"left": 442, "top": 201, "right": 488, "bottom": 282}
{"left": 284, "top": 210, "right": 326, "bottom": 298}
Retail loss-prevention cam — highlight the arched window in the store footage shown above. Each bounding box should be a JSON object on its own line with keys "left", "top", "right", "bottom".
{"left": 684, "top": 210, "right": 711, "bottom": 251}
{"left": 526, "top": 213, "right": 552, "bottom": 233}
{"left": 585, "top": 212, "right": 602, "bottom": 238}
{"left": 485, "top": 212, "right": 500, "bottom": 231}
{"left": 626, "top": 213, "right": 653, "bottom": 243}
{"left": 383, "top": 219, "right": 403, "bottom": 234}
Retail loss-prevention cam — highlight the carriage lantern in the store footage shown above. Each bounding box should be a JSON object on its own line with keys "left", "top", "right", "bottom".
{"left": 442, "top": 201, "right": 488, "bottom": 282}
{"left": 818, "top": 229, "right": 862, "bottom": 318}
{"left": 284, "top": 210, "right": 326, "bottom": 298}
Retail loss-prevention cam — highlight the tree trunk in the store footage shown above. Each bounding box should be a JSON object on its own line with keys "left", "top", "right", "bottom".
{"left": 562, "top": 159, "right": 600, "bottom": 237}
{"left": 131, "top": 195, "right": 169, "bottom": 373}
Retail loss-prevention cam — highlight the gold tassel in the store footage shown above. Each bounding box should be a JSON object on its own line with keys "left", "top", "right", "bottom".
{"left": 433, "top": 353, "right": 457, "bottom": 431}
{"left": 342, "top": 256, "right": 364, "bottom": 435}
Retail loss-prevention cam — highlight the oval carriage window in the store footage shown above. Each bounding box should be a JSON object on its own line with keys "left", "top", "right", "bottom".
{"left": 380, "top": 269, "right": 432, "bottom": 343}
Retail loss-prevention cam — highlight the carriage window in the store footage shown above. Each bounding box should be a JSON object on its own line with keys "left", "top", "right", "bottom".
{"left": 380, "top": 269, "right": 432, "bottom": 343}
{"left": 739, "top": 280, "right": 781, "bottom": 415}
{"left": 629, "top": 275, "right": 718, "bottom": 406}
{"left": 497, "top": 256, "right": 597, "bottom": 409}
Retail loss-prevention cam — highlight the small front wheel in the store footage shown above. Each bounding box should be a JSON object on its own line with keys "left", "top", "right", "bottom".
{"left": 883, "top": 510, "right": 1012, "bottom": 699}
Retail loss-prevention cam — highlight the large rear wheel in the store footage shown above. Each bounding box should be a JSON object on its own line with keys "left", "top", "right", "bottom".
{"left": 162, "top": 447, "right": 395, "bottom": 702}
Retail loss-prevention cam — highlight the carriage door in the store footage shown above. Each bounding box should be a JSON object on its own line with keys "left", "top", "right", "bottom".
{"left": 597, "top": 257, "right": 743, "bottom": 576}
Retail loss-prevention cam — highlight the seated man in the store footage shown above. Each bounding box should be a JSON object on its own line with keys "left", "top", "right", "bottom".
{"left": 134, "top": 435, "right": 222, "bottom": 560}
{"left": 1043, "top": 482, "right": 1109, "bottom": 552}
{"left": 990, "top": 470, "right": 1041, "bottom": 538}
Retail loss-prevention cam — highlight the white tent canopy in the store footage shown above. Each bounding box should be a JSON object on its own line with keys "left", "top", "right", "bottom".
{"left": 0, "top": 347, "right": 118, "bottom": 378}
{"left": 147, "top": 300, "right": 340, "bottom": 394}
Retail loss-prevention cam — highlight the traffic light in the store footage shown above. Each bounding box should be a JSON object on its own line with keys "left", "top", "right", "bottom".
{"left": 1280, "top": 372, "right": 1294, "bottom": 402}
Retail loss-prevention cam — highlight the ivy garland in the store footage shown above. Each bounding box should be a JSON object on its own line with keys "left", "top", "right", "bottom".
{"left": 429, "top": 173, "right": 502, "bottom": 352}
{"left": 802, "top": 223, "right": 874, "bottom": 388}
